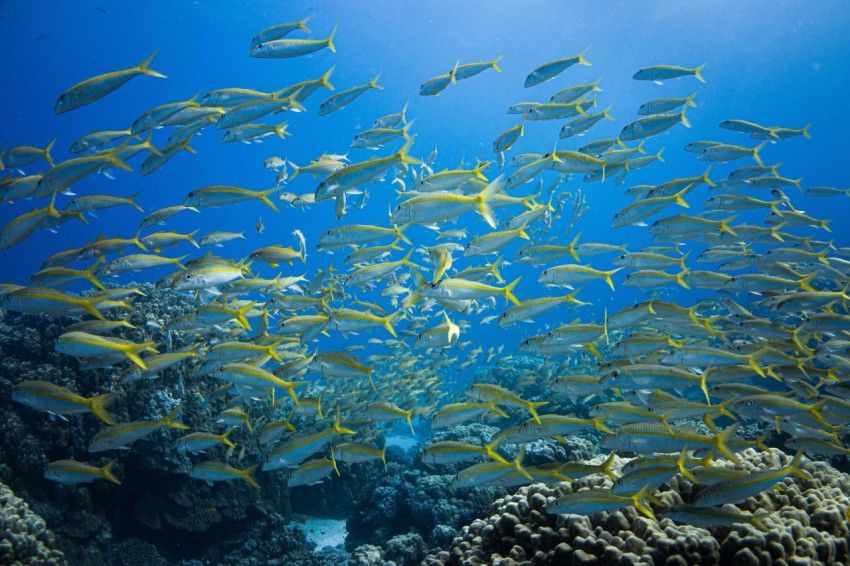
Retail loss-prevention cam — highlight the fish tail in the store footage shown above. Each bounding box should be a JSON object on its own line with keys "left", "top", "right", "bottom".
{"left": 43, "top": 138, "right": 56, "bottom": 167}
{"left": 333, "top": 408, "right": 357, "bottom": 435}
{"left": 801, "top": 123, "right": 812, "bottom": 139}
{"left": 404, "top": 408, "right": 415, "bottom": 435}
{"left": 567, "top": 231, "right": 582, "bottom": 261}
{"left": 369, "top": 73, "right": 383, "bottom": 90}
{"left": 260, "top": 187, "right": 281, "bottom": 212}
{"left": 752, "top": 140, "right": 768, "bottom": 167}
{"left": 138, "top": 49, "right": 167, "bottom": 79}
{"left": 394, "top": 224, "right": 413, "bottom": 245}
{"left": 504, "top": 276, "right": 522, "bottom": 306}
{"left": 450, "top": 60, "right": 459, "bottom": 85}
{"left": 485, "top": 438, "right": 509, "bottom": 465}
{"left": 288, "top": 161, "right": 302, "bottom": 180}
{"left": 326, "top": 23, "right": 338, "bottom": 53}
{"left": 787, "top": 449, "right": 812, "bottom": 481}
{"left": 274, "top": 121, "right": 289, "bottom": 139}
{"left": 100, "top": 459, "right": 122, "bottom": 485}
{"left": 526, "top": 400, "right": 547, "bottom": 423}
{"left": 397, "top": 136, "right": 422, "bottom": 165}
{"left": 631, "top": 485, "right": 656, "bottom": 519}
{"left": 488, "top": 402, "right": 509, "bottom": 419}
{"left": 685, "top": 92, "right": 698, "bottom": 107}
{"left": 87, "top": 392, "right": 117, "bottom": 425}
{"left": 320, "top": 66, "right": 336, "bottom": 91}
{"left": 235, "top": 302, "right": 254, "bottom": 331}
{"left": 577, "top": 46, "right": 592, "bottom": 66}
{"left": 489, "top": 255, "right": 505, "bottom": 283}
{"left": 77, "top": 296, "right": 106, "bottom": 321}
{"left": 676, "top": 448, "right": 698, "bottom": 483}
{"left": 693, "top": 63, "right": 707, "bottom": 83}
{"left": 599, "top": 452, "right": 618, "bottom": 480}
{"left": 604, "top": 269, "right": 618, "bottom": 292}
{"left": 591, "top": 416, "right": 613, "bottom": 434}
{"left": 676, "top": 268, "right": 691, "bottom": 290}
{"left": 751, "top": 509, "right": 772, "bottom": 532}
{"left": 713, "top": 423, "right": 742, "bottom": 465}
{"left": 477, "top": 175, "right": 505, "bottom": 229}
{"left": 241, "top": 463, "right": 261, "bottom": 489}
{"left": 491, "top": 55, "right": 504, "bottom": 72}
{"left": 382, "top": 313, "right": 398, "bottom": 338}
{"left": 220, "top": 428, "right": 236, "bottom": 448}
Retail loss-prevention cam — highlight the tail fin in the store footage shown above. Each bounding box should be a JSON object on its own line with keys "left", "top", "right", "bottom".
{"left": 477, "top": 174, "right": 505, "bottom": 228}
{"left": 577, "top": 47, "right": 592, "bottom": 67}
{"left": 43, "top": 139, "right": 57, "bottom": 167}
{"left": 241, "top": 463, "right": 261, "bottom": 489}
{"left": 260, "top": 187, "right": 281, "bottom": 212}
{"left": 503, "top": 276, "right": 522, "bottom": 306}
{"left": 693, "top": 63, "right": 707, "bottom": 83}
{"left": 368, "top": 73, "right": 383, "bottom": 90}
{"left": 525, "top": 399, "right": 547, "bottom": 423}
{"left": 161, "top": 403, "right": 190, "bottom": 430}
{"left": 138, "top": 49, "right": 167, "bottom": 79}
{"left": 87, "top": 392, "right": 116, "bottom": 425}
{"left": 319, "top": 66, "right": 336, "bottom": 91}
{"left": 491, "top": 55, "right": 504, "bottom": 72}
{"left": 326, "top": 23, "right": 338, "bottom": 53}
{"left": 99, "top": 459, "right": 122, "bottom": 485}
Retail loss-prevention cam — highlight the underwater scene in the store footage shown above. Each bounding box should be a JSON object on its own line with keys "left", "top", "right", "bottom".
{"left": 2, "top": 1, "right": 850, "bottom": 564}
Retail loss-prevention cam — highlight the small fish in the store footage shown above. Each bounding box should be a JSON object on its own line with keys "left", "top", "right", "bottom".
{"left": 190, "top": 460, "right": 260, "bottom": 489}
{"left": 45, "top": 459, "right": 121, "bottom": 485}
{"left": 54, "top": 50, "right": 167, "bottom": 114}
{"left": 632, "top": 63, "right": 706, "bottom": 83}
{"left": 12, "top": 380, "right": 116, "bottom": 424}
{"left": 525, "top": 48, "right": 591, "bottom": 88}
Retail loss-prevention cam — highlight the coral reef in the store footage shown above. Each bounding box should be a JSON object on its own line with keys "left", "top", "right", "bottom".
{"left": 423, "top": 449, "right": 850, "bottom": 565}
{"left": 0, "top": 480, "right": 65, "bottom": 565}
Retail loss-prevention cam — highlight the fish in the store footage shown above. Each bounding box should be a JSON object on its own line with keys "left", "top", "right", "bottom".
{"left": 250, "top": 15, "right": 313, "bottom": 49}
{"left": 54, "top": 50, "right": 167, "bottom": 114}
{"left": 318, "top": 74, "right": 382, "bottom": 116}
{"left": 190, "top": 461, "right": 260, "bottom": 489}
{"left": 55, "top": 331, "right": 158, "bottom": 370}
{"left": 12, "top": 380, "right": 116, "bottom": 424}
{"left": 250, "top": 23, "right": 337, "bottom": 58}
{"left": 88, "top": 404, "right": 189, "bottom": 452}
{"left": 524, "top": 48, "right": 591, "bottom": 87}
{"left": 632, "top": 63, "right": 706, "bottom": 83}
{"left": 183, "top": 185, "right": 280, "bottom": 212}
{"left": 693, "top": 451, "right": 810, "bottom": 506}
{"left": 45, "top": 459, "right": 121, "bottom": 485}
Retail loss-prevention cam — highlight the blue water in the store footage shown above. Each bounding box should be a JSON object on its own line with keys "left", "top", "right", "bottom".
{"left": 2, "top": 1, "right": 850, "bottom": 561}
{"left": 3, "top": 4, "right": 848, "bottom": 329}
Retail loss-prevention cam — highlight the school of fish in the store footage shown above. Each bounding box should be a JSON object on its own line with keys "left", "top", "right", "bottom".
{"left": 2, "top": 15, "right": 848, "bottom": 533}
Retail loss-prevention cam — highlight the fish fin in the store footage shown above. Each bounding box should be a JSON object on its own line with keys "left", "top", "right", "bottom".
{"left": 100, "top": 459, "right": 122, "bottom": 485}
{"left": 242, "top": 463, "right": 261, "bottom": 489}
{"left": 260, "top": 187, "right": 281, "bottom": 212}
{"left": 138, "top": 49, "right": 167, "bottom": 79}
{"left": 693, "top": 63, "right": 707, "bottom": 83}
{"left": 326, "top": 23, "right": 338, "bottom": 53}
{"left": 88, "top": 392, "right": 117, "bottom": 425}
{"left": 504, "top": 276, "right": 522, "bottom": 306}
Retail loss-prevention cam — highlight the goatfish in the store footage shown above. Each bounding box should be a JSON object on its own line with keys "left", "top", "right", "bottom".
{"left": 250, "top": 23, "right": 337, "bottom": 58}
{"left": 183, "top": 185, "right": 280, "bottom": 212}
{"left": 660, "top": 504, "right": 771, "bottom": 531}
{"left": 263, "top": 409, "right": 355, "bottom": 471}
{"left": 318, "top": 74, "right": 382, "bottom": 116}
{"left": 545, "top": 485, "right": 655, "bottom": 519}
{"left": 190, "top": 460, "right": 260, "bottom": 489}
{"left": 249, "top": 16, "right": 313, "bottom": 49}
{"left": 45, "top": 459, "right": 121, "bottom": 485}
{"left": 525, "top": 48, "right": 591, "bottom": 88}
{"left": 12, "top": 380, "right": 116, "bottom": 424}
{"left": 465, "top": 383, "right": 547, "bottom": 423}
{"left": 54, "top": 50, "right": 167, "bottom": 114}
{"left": 88, "top": 404, "right": 189, "bottom": 452}
{"left": 287, "top": 458, "right": 339, "bottom": 487}
{"left": 451, "top": 447, "right": 531, "bottom": 488}
{"left": 55, "top": 331, "right": 157, "bottom": 370}
{"left": 175, "top": 430, "right": 235, "bottom": 454}
{"left": 421, "top": 439, "right": 508, "bottom": 465}
{"left": 365, "top": 400, "right": 415, "bottom": 434}
{"left": 632, "top": 63, "right": 706, "bottom": 83}
{"left": 332, "top": 442, "right": 387, "bottom": 469}
{"left": 693, "top": 451, "right": 810, "bottom": 506}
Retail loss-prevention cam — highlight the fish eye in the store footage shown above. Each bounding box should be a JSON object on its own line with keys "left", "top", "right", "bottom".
{"left": 746, "top": 400, "right": 754, "bottom": 406}
{"left": 611, "top": 370, "right": 620, "bottom": 378}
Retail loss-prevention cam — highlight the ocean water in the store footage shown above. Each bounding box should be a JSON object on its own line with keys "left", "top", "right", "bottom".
{"left": 2, "top": 1, "right": 850, "bottom": 565}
